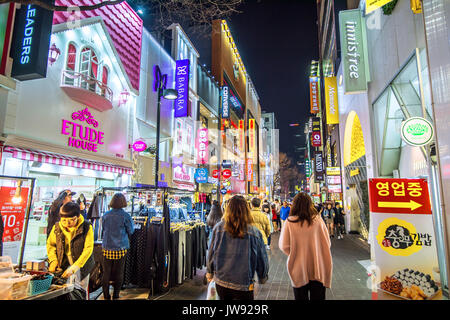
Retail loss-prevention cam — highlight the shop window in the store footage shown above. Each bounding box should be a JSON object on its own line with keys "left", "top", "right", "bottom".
{"left": 63, "top": 43, "right": 77, "bottom": 86}
{"left": 80, "top": 46, "right": 99, "bottom": 92}
{"left": 100, "top": 66, "right": 109, "bottom": 97}
{"left": 373, "top": 49, "right": 433, "bottom": 177}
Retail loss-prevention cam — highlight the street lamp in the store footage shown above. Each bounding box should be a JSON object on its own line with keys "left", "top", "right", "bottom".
{"left": 154, "top": 65, "right": 178, "bottom": 188}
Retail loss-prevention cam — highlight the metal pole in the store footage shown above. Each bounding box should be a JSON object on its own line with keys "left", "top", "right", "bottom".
{"left": 155, "top": 88, "right": 162, "bottom": 188}
{"left": 18, "top": 178, "right": 35, "bottom": 272}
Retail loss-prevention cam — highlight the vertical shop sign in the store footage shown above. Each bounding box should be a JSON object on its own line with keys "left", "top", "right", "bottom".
{"left": 369, "top": 178, "right": 441, "bottom": 300}
{"left": 10, "top": 2, "right": 54, "bottom": 81}
{"left": 310, "top": 77, "right": 320, "bottom": 113}
{"left": 247, "top": 158, "right": 253, "bottom": 182}
{"left": 0, "top": 3, "right": 14, "bottom": 75}
{"left": 239, "top": 120, "right": 245, "bottom": 152}
{"left": 305, "top": 159, "right": 311, "bottom": 177}
{"left": 339, "top": 9, "right": 370, "bottom": 94}
{"left": 196, "top": 127, "right": 209, "bottom": 164}
{"left": 0, "top": 186, "right": 29, "bottom": 263}
{"left": 314, "top": 151, "right": 324, "bottom": 182}
{"left": 174, "top": 59, "right": 190, "bottom": 118}
{"left": 249, "top": 119, "right": 256, "bottom": 155}
{"left": 172, "top": 118, "right": 183, "bottom": 156}
{"left": 312, "top": 117, "right": 322, "bottom": 147}
{"left": 222, "top": 86, "right": 229, "bottom": 118}
{"left": 325, "top": 76, "right": 339, "bottom": 124}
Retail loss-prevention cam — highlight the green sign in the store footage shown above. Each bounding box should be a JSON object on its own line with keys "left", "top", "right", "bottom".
{"left": 401, "top": 117, "right": 434, "bottom": 147}
{"left": 0, "top": 3, "right": 10, "bottom": 72}
{"left": 339, "top": 9, "right": 370, "bottom": 94}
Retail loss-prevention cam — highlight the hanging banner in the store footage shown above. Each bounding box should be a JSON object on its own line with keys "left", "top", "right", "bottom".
{"left": 339, "top": 9, "right": 369, "bottom": 94}
{"left": 239, "top": 120, "right": 245, "bottom": 152}
{"left": 314, "top": 151, "right": 324, "bottom": 182}
{"left": 369, "top": 178, "right": 442, "bottom": 300}
{"left": 325, "top": 76, "right": 339, "bottom": 124}
{"left": 1, "top": 186, "right": 30, "bottom": 263}
{"left": 196, "top": 127, "right": 209, "bottom": 164}
{"left": 249, "top": 119, "right": 256, "bottom": 155}
{"left": 366, "top": 0, "right": 394, "bottom": 14}
{"left": 312, "top": 131, "right": 322, "bottom": 147}
{"left": 10, "top": 2, "right": 54, "bottom": 81}
{"left": 310, "top": 77, "right": 320, "bottom": 113}
{"left": 247, "top": 158, "right": 253, "bottom": 182}
{"left": 174, "top": 59, "right": 190, "bottom": 118}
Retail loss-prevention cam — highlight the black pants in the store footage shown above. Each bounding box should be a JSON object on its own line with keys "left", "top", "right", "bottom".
{"left": 293, "top": 281, "right": 326, "bottom": 300}
{"left": 216, "top": 284, "right": 254, "bottom": 300}
{"left": 102, "top": 255, "right": 127, "bottom": 299}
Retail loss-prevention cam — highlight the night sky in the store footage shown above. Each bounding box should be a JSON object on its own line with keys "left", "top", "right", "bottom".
{"left": 191, "top": 0, "right": 319, "bottom": 159}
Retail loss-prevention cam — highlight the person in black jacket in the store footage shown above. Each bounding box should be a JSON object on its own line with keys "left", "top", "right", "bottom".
{"left": 206, "top": 200, "right": 223, "bottom": 229}
{"left": 47, "top": 190, "right": 76, "bottom": 238}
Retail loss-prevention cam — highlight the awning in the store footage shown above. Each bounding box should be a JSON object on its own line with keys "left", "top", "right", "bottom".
{"left": 3, "top": 145, "right": 134, "bottom": 175}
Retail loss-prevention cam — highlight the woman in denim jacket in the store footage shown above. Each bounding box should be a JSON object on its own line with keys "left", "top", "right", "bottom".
{"left": 101, "top": 193, "right": 134, "bottom": 300}
{"left": 206, "top": 195, "right": 269, "bottom": 300}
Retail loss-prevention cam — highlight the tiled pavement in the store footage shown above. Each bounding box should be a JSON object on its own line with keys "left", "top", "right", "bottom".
{"left": 96, "top": 232, "right": 372, "bottom": 300}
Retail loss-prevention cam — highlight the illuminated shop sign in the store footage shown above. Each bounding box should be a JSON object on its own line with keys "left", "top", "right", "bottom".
{"left": 61, "top": 108, "right": 104, "bottom": 153}
{"left": 310, "top": 77, "right": 320, "bottom": 113}
{"left": 195, "top": 168, "right": 208, "bottom": 183}
{"left": 132, "top": 140, "right": 147, "bottom": 152}
{"left": 314, "top": 151, "right": 324, "bottom": 182}
{"left": 223, "top": 79, "right": 243, "bottom": 117}
{"left": 247, "top": 159, "right": 253, "bottom": 182}
{"left": 312, "top": 131, "right": 322, "bottom": 147}
{"left": 196, "top": 127, "right": 209, "bottom": 164}
{"left": 174, "top": 59, "right": 190, "bottom": 117}
{"left": 249, "top": 119, "right": 256, "bottom": 155}
{"left": 339, "top": 9, "right": 370, "bottom": 94}
{"left": 222, "top": 86, "right": 229, "bottom": 118}
{"left": 325, "top": 76, "right": 339, "bottom": 124}
{"left": 10, "top": 2, "right": 54, "bottom": 81}
{"left": 239, "top": 120, "right": 245, "bottom": 152}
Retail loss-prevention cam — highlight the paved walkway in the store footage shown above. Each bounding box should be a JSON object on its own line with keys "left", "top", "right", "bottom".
{"left": 97, "top": 232, "right": 372, "bottom": 300}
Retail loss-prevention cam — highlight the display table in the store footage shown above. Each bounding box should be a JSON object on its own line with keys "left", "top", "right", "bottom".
{"left": 22, "top": 284, "right": 74, "bottom": 300}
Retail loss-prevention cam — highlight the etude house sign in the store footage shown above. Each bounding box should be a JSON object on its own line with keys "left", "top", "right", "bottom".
{"left": 61, "top": 107, "right": 104, "bottom": 153}
{"left": 339, "top": 9, "right": 369, "bottom": 94}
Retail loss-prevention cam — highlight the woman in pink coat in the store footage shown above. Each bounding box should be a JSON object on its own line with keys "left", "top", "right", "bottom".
{"left": 279, "top": 192, "right": 333, "bottom": 300}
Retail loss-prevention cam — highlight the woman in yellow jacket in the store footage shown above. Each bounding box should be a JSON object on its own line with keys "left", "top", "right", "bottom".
{"left": 47, "top": 201, "right": 94, "bottom": 299}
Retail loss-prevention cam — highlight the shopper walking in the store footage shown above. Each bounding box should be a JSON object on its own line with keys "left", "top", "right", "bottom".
{"left": 47, "top": 189, "right": 76, "bottom": 238}
{"left": 261, "top": 203, "right": 274, "bottom": 250}
{"left": 279, "top": 192, "right": 332, "bottom": 301}
{"left": 321, "top": 203, "right": 335, "bottom": 238}
{"left": 249, "top": 198, "right": 271, "bottom": 248}
{"left": 273, "top": 199, "right": 281, "bottom": 230}
{"left": 207, "top": 200, "right": 223, "bottom": 230}
{"left": 334, "top": 203, "right": 346, "bottom": 239}
{"left": 47, "top": 201, "right": 94, "bottom": 299}
{"left": 206, "top": 195, "right": 269, "bottom": 300}
{"left": 77, "top": 194, "right": 88, "bottom": 220}
{"left": 271, "top": 204, "right": 279, "bottom": 232}
{"left": 279, "top": 201, "right": 290, "bottom": 229}
{"left": 100, "top": 193, "right": 135, "bottom": 300}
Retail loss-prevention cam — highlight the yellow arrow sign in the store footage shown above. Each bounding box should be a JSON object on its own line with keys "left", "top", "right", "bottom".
{"left": 378, "top": 200, "right": 423, "bottom": 211}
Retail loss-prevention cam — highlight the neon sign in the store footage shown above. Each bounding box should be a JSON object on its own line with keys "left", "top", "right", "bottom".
{"left": 174, "top": 59, "right": 190, "bottom": 118}
{"left": 196, "top": 128, "right": 209, "bottom": 164}
{"left": 222, "top": 86, "right": 229, "bottom": 118}
{"left": 61, "top": 107, "right": 104, "bottom": 153}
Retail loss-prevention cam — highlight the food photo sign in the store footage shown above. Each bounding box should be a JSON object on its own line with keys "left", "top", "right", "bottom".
{"left": 369, "top": 178, "right": 442, "bottom": 300}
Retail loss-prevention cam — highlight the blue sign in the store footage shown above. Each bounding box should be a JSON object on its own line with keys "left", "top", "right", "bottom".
{"left": 174, "top": 59, "right": 190, "bottom": 117}
{"left": 195, "top": 168, "right": 208, "bottom": 184}
{"left": 220, "top": 188, "right": 228, "bottom": 195}
{"left": 222, "top": 85, "right": 229, "bottom": 118}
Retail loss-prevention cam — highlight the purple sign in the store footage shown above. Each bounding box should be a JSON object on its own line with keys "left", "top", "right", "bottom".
{"left": 174, "top": 59, "right": 190, "bottom": 118}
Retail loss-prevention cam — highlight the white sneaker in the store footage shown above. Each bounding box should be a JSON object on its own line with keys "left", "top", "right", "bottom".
{"left": 266, "top": 245, "right": 271, "bottom": 250}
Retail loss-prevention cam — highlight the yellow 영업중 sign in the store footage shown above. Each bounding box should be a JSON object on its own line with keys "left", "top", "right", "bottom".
{"left": 324, "top": 77, "right": 339, "bottom": 124}
{"left": 366, "top": 0, "right": 394, "bottom": 14}
{"left": 376, "top": 217, "right": 423, "bottom": 257}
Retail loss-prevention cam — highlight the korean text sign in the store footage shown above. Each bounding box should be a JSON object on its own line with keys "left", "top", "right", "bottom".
{"left": 0, "top": 186, "right": 29, "bottom": 263}
{"left": 196, "top": 127, "right": 209, "bottom": 164}
{"left": 369, "top": 178, "right": 441, "bottom": 300}
{"left": 174, "top": 59, "right": 190, "bottom": 118}
{"left": 310, "top": 77, "right": 320, "bottom": 113}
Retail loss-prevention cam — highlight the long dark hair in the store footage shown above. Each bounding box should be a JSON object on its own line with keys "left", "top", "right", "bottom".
{"left": 289, "top": 193, "right": 319, "bottom": 227}
{"left": 224, "top": 195, "right": 254, "bottom": 238}
{"left": 50, "top": 191, "right": 69, "bottom": 213}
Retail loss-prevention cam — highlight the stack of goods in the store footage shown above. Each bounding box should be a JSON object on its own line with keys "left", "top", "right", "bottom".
{"left": 380, "top": 268, "right": 440, "bottom": 300}
{"left": 0, "top": 257, "right": 33, "bottom": 300}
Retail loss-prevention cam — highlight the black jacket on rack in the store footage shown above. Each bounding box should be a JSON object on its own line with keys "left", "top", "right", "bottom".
{"left": 87, "top": 195, "right": 101, "bottom": 220}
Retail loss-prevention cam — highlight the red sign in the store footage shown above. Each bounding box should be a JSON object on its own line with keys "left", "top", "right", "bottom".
{"left": 212, "top": 169, "right": 220, "bottom": 178}
{"left": 222, "top": 169, "right": 232, "bottom": 179}
{"left": 0, "top": 187, "right": 29, "bottom": 243}
{"left": 312, "top": 131, "right": 322, "bottom": 147}
{"left": 369, "top": 178, "right": 432, "bottom": 214}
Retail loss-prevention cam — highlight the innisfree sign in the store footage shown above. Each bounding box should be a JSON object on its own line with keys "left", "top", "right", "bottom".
{"left": 400, "top": 117, "right": 434, "bottom": 147}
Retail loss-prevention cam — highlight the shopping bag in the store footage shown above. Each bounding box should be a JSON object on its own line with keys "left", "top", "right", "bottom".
{"left": 206, "top": 280, "right": 218, "bottom": 300}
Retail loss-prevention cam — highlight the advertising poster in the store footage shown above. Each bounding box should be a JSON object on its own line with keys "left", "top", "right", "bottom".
{"left": 369, "top": 178, "right": 442, "bottom": 300}
{"left": 0, "top": 186, "right": 30, "bottom": 263}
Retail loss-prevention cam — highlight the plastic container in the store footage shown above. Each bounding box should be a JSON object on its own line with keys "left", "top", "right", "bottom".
{"left": 28, "top": 274, "right": 54, "bottom": 296}
{"left": 0, "top": 256, "right": 33, "bottom": 300}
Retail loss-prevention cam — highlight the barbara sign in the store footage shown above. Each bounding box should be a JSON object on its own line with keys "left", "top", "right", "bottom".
{"left": 61, "top": 108, "right": 104, "bottom": 153}
{"left": 174, "top": 59, "right": 190, "bottom": 118}
{"left": 10, "top": 2, "right": 54, "bottom": 81}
